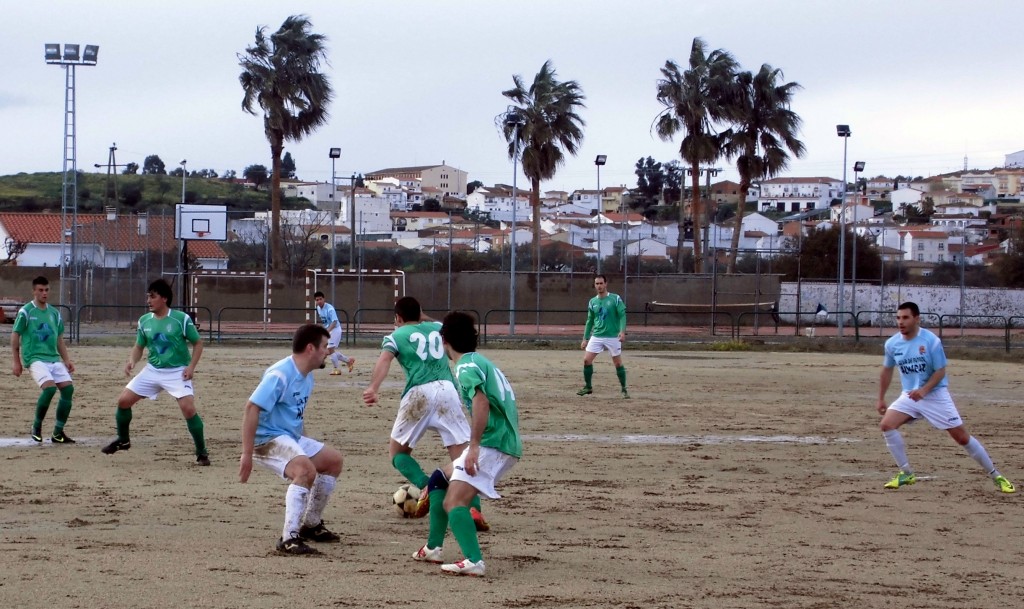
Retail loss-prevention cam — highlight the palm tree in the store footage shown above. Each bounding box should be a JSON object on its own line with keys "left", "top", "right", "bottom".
{"left": 725, "top": 65, "right": 805, "bottom": 273}
{"left": 655, "top": 38, "right": 738, "bottom": 273}
{"left": 239, "top": 15, "right": 333, "bottom": 271}
{"left": 501, "top": 60, "right": 586, "bottom": 271}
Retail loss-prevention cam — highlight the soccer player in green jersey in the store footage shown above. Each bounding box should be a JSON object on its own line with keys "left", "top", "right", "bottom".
{"left": 410, "top": 311, "right": 522, "bottom": 577}
{"left": 578, "top": 274, "right": 629, "bottom": 398}
{"left": 362, "top": 297, "right": 488, "bottom": 529}
{"left": 11, "top": 276, "right": 76, "bottom": 444}
{"left": 100, "top": 279, "right": 210, "bottom": 465}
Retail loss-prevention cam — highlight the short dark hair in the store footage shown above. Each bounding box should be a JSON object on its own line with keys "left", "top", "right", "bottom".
{"left": 314, "top": 291, "right": 325, "bottom": 299}
{"left": 292, "top": 323, "right": 329, "bottom": 353}
{"left": 898, "top": 301, "right": 920, "bottom": 317}
{"left": 594, "top": 274, "right": 607, "bottom": 282}
{"left": 32, "top": 276, "right": 49, "bottom": 287}
{"left": 148, "top": 278, "right": 173, "bottom": 302}
{"left": 394, "top": 296, "right": 421, "bottom": 322}
{"left": 441, "top": 311, "right": 478, "bottom": 353}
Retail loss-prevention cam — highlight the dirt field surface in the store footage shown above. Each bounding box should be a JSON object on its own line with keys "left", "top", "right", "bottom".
{"left": 2, "top": 344, "right": 1022, "bottom": 608}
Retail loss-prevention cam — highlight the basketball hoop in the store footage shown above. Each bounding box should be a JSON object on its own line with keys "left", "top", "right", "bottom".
{"left": 194, "top": 231, "right": 208, "bottom": 239}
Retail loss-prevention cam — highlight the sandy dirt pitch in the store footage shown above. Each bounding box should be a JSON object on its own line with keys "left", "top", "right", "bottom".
{"left": 1, "top": 344, "right": 1022, "bottom": 608}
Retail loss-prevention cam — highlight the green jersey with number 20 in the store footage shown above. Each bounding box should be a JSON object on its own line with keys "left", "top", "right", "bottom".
{"left": 381, "top": 321, "right": 455, "bottom": 397}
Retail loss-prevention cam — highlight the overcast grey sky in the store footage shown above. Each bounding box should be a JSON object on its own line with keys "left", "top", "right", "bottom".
{"left": 2, "top": 0, "right": 1022, "bottom": 193}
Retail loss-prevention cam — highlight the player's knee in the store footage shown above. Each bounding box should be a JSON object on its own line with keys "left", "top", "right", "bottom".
{"left": 116, "top": 393, "right": 137, "bottom": 409}
{"left": 58, "top": 384, "right": 74, "bottom": 399}
{"left": 289, "top": 460, "right": 318, "bottom": 487}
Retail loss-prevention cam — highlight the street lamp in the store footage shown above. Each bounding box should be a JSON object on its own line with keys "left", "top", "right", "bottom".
{"left": 851, "top": 160, "right": 865, "bottom": 319}
{"left": 595, "top": 155, "right": 607, "bottom": 274}
{"left": 46, "top": 42, "right": 99, "bottom": 309}
{"left": 329, "top": 148, "right": 341, "bottom": 302}
{"left": 836, "top": 124, "right": 851, "bottom": 337}
{"left": 506, "top": 111, "right": 526, "bottom": 335}
{"left": 180, "top": 159, "right": 187, "bottom": 203}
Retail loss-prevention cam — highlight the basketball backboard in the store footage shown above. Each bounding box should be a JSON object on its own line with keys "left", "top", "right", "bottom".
{"left": 175, "top": 204, "right": 227, "bottom": 240}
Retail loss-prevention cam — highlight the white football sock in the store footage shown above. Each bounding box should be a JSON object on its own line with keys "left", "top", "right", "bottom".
{"left": 883, "top": 429, "right": 912, "bottom": 473}
{"left": 963, "top": 436, "right": 999, "bottom": 477}
{"left": 330, "top": 353, "right": 341, "bottom": 368}
{"left": 301, "top": 474, "right": 338, "bottom": 528}
{"left": 283, "top": 484, "right": 309, "bottom": 540}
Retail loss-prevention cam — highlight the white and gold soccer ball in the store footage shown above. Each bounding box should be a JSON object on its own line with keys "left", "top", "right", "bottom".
{"left": 392, "top": 483, "right": 422, "bottom": 518}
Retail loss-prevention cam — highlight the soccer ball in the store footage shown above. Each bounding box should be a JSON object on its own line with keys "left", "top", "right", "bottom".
{"left": 392, "top": 483, "right": 422, "bottom": 518}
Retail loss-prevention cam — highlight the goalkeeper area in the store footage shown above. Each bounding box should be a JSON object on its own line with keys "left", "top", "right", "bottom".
{"left": 1, "top": 344, "right": 1020, "bottom": 607}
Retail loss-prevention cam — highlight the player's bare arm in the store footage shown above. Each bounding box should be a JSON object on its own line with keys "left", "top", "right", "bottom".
{"left": 908, "top": 367, "right": 946, "bottom": 402}
{"left": 362, "top": 351, "right": 396, "bottom": 406}
{"left": 125, "top": 344, "right": 145, "bottom": 377}
{"left": 877, "top": 366, "right": 894, "bottom": 414}
{"left": 11, "top": 332, "right": 22, "bottom": 377}
{"left": 464, "top": 389, "right": 490, "bottom": 476}
{"left": 57, "top": 337, "right": 75, "bottom": 373}
{"left": 239, "top": 401, "right": 260, "bottom": 483}
{"left": 184, "top": 339, "right": 204, "bottom": 380}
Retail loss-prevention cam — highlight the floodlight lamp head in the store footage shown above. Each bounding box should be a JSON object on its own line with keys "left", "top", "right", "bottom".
{"left": 180, "top": 159, "right": 187, "bottom": 166}
{"left": 854, "top": 161, "right": 866, "bottom": 172}
{"left": 45, "top": 44, "right": 61, "bottom": 62}
{"left": 504, "top": 111, "right": 525, "bottom": 127}
{"left": 82, "top": 45, "right": 99, "bottom": 64}
{"left": 836, "top": 124, "right": 851, "bottom": 137}
{"left": 329, "top": 147, "right": 341, "bottom": 158}
{"left": 595, "top": 155, "right": 607, "bottom": 166}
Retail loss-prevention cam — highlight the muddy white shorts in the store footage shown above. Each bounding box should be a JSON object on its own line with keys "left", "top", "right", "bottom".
{"left": 252, "top": 435, "right": 325, "bottom": 479}
{"left": 888, "top": 387, "right": 963, "bottom": 430}
{"left": 450, "top": 445, "right": 518, "bottom": 499}
{"left": 28, "top": 361, "right": 72, "bottom": 386}
{"left": 327, "top": 326, "right": 342, "bottom": 349}
{"left": 126, "top": 364, "right": 194, "bottom": 400}
{"left": 585, "top": 336, "right": 622, "bottom": 356}
{"left": 391, "top": 380, "right": 470, "bottom": 448}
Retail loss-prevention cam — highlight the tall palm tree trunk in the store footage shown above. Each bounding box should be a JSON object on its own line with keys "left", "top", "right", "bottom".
{"left": 691, "top": 165, "right": 703, "bottom": 273}
{"left": 531, "top": 177, "right": 541, "bottom": 272}
{"left": 727, "top": 179, "right": 750, "bottom": 273}
{"left": 269, "top": 137, "right": 284, "bottom": 271}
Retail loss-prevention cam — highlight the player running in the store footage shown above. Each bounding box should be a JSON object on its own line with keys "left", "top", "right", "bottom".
{"left": 577, "top": 274, "right": 629, "bottom": 398}
{"left": 239, "top": 324, "right": 345, "bottom": 555}
{"left": 877, "top": 301, "right": 1015, "bottom": 493}
{"left": 100, "top": 279, "right": 210, "bottom": 465}
{"left": 11, "top": 276, "right": 77, "bottom": 444}
{"left": 411, "top": 311, "right": 522, "bottom": 577}
{"left": 362, "top": 296, "right": 488, "bottom": 530}
{"left": 313, "top": 291, "right": 355, "bottom": 375}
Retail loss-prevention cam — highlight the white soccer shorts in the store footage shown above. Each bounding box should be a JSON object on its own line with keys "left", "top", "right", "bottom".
{"left": 888, "top": 387, "right": 964, "bottom": 430}
{"left": 252, "top": 435, "right": 325, "bottom": 480}
{"left": 585, "top": 336, "right": 622, "bottom": 356}
{"left": 126, "top": 364, "right": 195, "bottom": 400}
{"left": 390, "top": 380, "right": 471, "bottom": 449}
{"left": 327, "top": 326, "right": 342, "bottom": 349}
{"left": 28, "top": 361, "right": 72, "bottom": 387}
{"left": 450, "top": 445, "right": 518, "bottom": 499}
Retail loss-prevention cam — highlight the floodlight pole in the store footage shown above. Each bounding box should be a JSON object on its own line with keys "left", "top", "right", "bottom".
{"left": 46, "top": 43, "right": 98, "bottom": 310}
{"left": 329, "top": 147, "right": 341, "bottom": 302}
{"left": 179, "top": 159, "right": 188, "bottom": 309}
{"left": 595, "top": 155, "right": 607, "bottom": 274}
{"left": 852, "top": 161, "right": 866, "bottom": 319}
{"left": 506, "top": 112, "right": 526, "bottom": 335}
{"left": 836, "top": 125, "right": 851, "bottom": 337}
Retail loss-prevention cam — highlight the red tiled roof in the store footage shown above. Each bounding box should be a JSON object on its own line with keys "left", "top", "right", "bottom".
{"left": 0, "top": 212, "right": 227, "bottom": 258}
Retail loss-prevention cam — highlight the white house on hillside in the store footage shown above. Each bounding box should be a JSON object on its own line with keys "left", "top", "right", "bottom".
{"left": 758, "top": 177, "right": 843, "bottom": 213}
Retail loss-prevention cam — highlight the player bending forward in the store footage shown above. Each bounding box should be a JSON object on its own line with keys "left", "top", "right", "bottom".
{"left": 411, "top": 311, "right": 522, "bottom": 577}
{"left": 239, "top": 324, "right": 345, "bottom": 555}
{"left": 877, "top": 301, "right": 1015, "bottom": 493}
{"left": 362, "top": 296, "right": 488, "bottom": 529}
{"left": 314, "top": 291, "right": 355, "bottom": 375}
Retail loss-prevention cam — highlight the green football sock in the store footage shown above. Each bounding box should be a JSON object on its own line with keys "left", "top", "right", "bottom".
{"left": 616, "top": 365, "right": 627, "bottom": 390}
{"left": 449, "top": 506, "right": 482, "bottom": 562}
{"left": 583, "top": 364, "right": 593, "bottom": 388}
{"left": 115, "top": 407, "right": 133, "bottom": 441}
{"left": 470, "top": 495, "right": 482, "bottom": 512}
{"left": 186, "top": 413, "right": 207, "bottom": 456}
{"left": 426, "top": 489, "right": 448, "bottom": 549}
{"left": 54, "top": 385, "right": 74, "bottom": 432}
{"left": 34, "top": 386, "right": 57, "bottom": 429}
{"left": 392, "top": 453, "right": 430, "bottom": 489}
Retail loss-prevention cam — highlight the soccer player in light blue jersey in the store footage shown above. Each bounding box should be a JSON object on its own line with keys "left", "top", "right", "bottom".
{"left": 239, "top": 324, "right": 346, "bottom": 555}
{"left": 314, "top": 291, "right": 355, "bottom": 375}
{"left": 877, "top": 301, "right": 1015, "bottom": 493}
